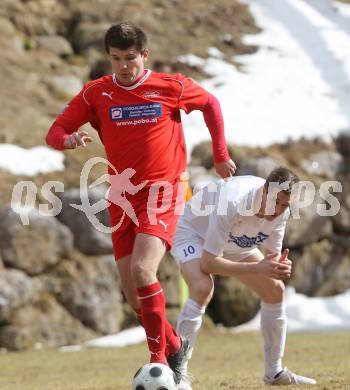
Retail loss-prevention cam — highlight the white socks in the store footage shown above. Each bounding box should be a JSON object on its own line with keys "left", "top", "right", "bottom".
{"left": 177, "top": 298, "right": 287, "bottom": 379}
{"left": 176, "top": 298, "right": 206, "bottom": 374}
{"left": 260, "top": 301, "right": 287, "bottom": 379}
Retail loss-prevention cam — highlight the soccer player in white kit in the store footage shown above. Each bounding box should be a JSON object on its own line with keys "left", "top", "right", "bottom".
{"left": 171, "top": 167, "right": 316, "bottom": 388}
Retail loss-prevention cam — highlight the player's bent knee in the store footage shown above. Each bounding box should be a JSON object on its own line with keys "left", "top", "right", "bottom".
{"left": 270, "top": 280, "right": 285, "bottom": 302}
{"left": 190, "top": 275, "right": 214, "bottom": 305}
{"left": 260, "top": 280, "right": 285, "bottom": 303}
{"left": 131, "top": 262, "right": 157, "bottom": 287}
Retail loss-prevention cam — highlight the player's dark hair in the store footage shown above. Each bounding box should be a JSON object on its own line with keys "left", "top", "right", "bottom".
{"left": 265, "top": 167, "right": 299, "bottom": 194}
{"left": 104, "top": 21, "right": 147, "bottom": 53}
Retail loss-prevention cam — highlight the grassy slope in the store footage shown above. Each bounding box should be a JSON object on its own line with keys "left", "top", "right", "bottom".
{"left": 0, "top": 330, "right": 349, "bottom": 390}
{"left": 0, "top": 0, "right": 258, "bottom": 209}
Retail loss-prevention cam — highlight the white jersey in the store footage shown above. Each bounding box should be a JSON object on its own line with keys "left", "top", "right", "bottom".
{"left": 172, "top": 176, "right": 289, "bottom": 261}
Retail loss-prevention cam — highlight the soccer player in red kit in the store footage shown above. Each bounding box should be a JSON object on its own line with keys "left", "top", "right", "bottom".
{"left": 46, "top": 21, "right": 236, "bottom": 384}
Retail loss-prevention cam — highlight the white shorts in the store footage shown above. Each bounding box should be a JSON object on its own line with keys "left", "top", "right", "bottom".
{"left": 171, "top": 227, "right": 262, "bottom": 266}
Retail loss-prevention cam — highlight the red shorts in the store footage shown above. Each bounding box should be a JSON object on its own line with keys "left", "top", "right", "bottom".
{"left": 108, "top": 178, "right": 185, "bottom": 260}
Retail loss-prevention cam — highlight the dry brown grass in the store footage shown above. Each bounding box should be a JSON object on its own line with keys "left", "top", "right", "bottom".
{"left": 0, "top": 329, "right": 349, "bottom": 390}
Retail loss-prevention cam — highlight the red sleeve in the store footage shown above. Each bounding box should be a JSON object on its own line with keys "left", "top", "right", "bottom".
{"left": 54, "top": 86, "right": 94, "bottom": 132}
{"left": 46, "top": 84, "right": 95, "bottom": 150}
{"left": 175, "top": 74, "right": 230, "bottom": 163}
{"left": 177, "top": 75, "right": 209, "bottom": 113}
{"left": 46, "top": 124, "right": 70, "bottom": 150}
{"left": 203, "top": 93, "right": 230, "bottom": 163}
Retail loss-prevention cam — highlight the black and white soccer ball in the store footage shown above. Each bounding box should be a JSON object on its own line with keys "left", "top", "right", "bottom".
{"left": 132, "top": 363, "right": 177, "bottom": 390}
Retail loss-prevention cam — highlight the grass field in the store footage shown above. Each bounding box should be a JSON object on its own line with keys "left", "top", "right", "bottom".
{"left": 0, "top": 329, "right": 349, "bottom": 390}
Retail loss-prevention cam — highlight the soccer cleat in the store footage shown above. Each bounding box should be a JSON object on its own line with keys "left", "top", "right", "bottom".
{"left": 264, "top": 367, "right": 316, "bottom": 385}
{"left": 167, "top": 336, "right": 190, "bottom": 384}
{"left": 177, "top": 373, "right": 193, "bottom": 390}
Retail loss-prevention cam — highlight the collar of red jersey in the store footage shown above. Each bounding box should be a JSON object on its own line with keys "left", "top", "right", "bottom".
{"left": 112, "top": 69, "right": 151, "bottom": 90}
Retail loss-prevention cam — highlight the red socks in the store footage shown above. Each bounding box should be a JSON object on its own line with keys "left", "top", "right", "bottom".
{"left": 137, "top": 281, "right": 180, "bottom": 364}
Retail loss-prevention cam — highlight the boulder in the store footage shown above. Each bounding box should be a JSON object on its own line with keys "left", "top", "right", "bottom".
{"left": 335, "top": 130, "right": 350, "bottom": 173}
{"left": 300, "top": 151, "right": 342, "bottom": 179}
{"left": 209, "top": 276, "right": 260, "bottom": 326}
{"left": 190, "top": 141, "right": 234, "bottom": 170}
{"left": 49, "top": 74, "right": 83, "bottom": 97}
{"left": 332, "top": 181, "right": 350, "bottom": 234}
{"left": 333, "top": 205, "right": 350, "bottom": 235}
{"left": 90, "top": 59, "right": 111, "bottom": 80}
{"left": 0, "top": 293, "right": 95, "bottom": 351}
{"left": 158, "top": 253, "right": 180, "bottom": 308}
{"left": 36, "top": 35, "right": 74, "bottom": 57}
{"left": 236, "top": 156, "right": 280, "bottom": 179}
{"left": 70, "top": 22, "right": 111, "bottom": 53}
{"left": 0, "top": 269, "right": 37, "bottom": 322}
{"left": 0, "top": 17, "right": 16, "bottom": 36}
{"left": 289, "top": 237, "right": 350, "bottom": 296}
{"left": 0, "top": 206, "right": 73, "bottom": 275}
{"left": 284, "top": 193, "right": 333, "bottom": 248}
{"left": 39, "top": 253, "right": 123, "bottom": 334}
{"left": 58, "top": 188, "right": 113, "bottom": 255}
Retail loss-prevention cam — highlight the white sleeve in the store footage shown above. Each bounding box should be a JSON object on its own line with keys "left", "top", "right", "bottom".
{"left": 262, "top": 212, "right": 289, "bottom": 254}
{"left": 203, "top": 203, "right": 237, "bottom": 257}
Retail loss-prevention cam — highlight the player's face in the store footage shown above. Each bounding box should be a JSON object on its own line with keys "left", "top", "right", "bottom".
{"left": 109, "top": 46, "right": 148, "bottom": 85}
{"left": 261, "top": 189, "right": 291, "bottom": 221}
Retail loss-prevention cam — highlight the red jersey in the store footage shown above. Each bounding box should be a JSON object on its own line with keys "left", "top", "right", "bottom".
{"left": 52, "top": 70, "right": 228, "bottom": 185}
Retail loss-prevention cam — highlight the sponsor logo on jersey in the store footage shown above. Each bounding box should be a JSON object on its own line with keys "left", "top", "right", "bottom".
{"left": 110, "top": 107, "right": 123, "bottom": 119}
{"left": 142, "top": 90, "right": 161, "bottom": 98}
{"left": 109, "top": 103, "right": 162, "bottom": 121}
{"left": 228, "top": 231, "right": 269, "bottom": 248}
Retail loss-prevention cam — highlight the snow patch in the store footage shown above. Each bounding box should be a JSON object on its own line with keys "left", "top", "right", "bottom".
{"left": 181, "top": 0, "right": 350, "bottom": 152}
{"left": 0, "top": 144, "right": 65, "bottom": 176}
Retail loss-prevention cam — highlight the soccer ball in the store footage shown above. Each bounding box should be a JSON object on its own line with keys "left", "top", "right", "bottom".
{"left": 132, "top": 363, "right": 177, "bottom": 390}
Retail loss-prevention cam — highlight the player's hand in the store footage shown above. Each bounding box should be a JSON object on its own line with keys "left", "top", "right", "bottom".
{"left": 214, "top": 159, "right": 237, "bottom": 179}
{"left": 256, "top": 252, "right": 292, "bottom": 280}
{"left": 63, "top": 131, "right": 93, "bottom": 149}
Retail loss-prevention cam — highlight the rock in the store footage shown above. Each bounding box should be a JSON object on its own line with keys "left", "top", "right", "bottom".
{"left": 284, "top": 193, "right": 333, "bottom": 248}
{"left": 39, "top": 253, "right": 123, "bottom": 334}
{"left": 332, "top": 182, "right": 350, "bottom": 234}
{"left": 236, "top": 156, "right": 280, "bottom": 179}
{"left": 192, "top": 172, "right": 218, "bottom": 193}
{"left": 90, "top": 59, "right": 111, "bottom": 80}
{"left": 0, "top": 17, "right": 16, "bottom": 36}
{"left": 158, "top": 253, "right": 180, "bottom": 307}
{"left": 36, "top": 35, "right": 73, "bottom": 57}
{"left": 0, "top": 206, "right": 74, "bottom": 275}
{"left": 333, "top": 206, "right": 350, "bottom": 234}
{"left": 58, "top": 187, "right": 113, "bottom": 255}
{"left": 187, "top": 163, "right": 218, "bottom": 192}
{"left": 335, "top": 130, "right": 350, "bottom": 172}
{"left": 0, "top": 269, "right": 36, "bottom": 322}
{"left": 300, "top": 151, "right": 342, "bottom": 178}
{"left": 49, "top": 74, "right": 83, "bottom": 97}
{"left": 0, "top": 293, "right": 95, "bottom": 351}
{"left": 71, "top": 22, "right": 111, "bottom": 53}
{"left": 209, "top": 276, "right": 260, "bottom": 326}
{"left": 289, "top": 237, "right": 350, "bottom": 296}
{"left": 191, "top": 142, "right": 216, "bottom": 169}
